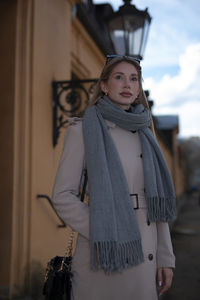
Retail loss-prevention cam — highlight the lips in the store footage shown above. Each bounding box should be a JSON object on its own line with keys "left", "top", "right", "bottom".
{"left": 120, "top": 92, "right": 132, "bottom": 97}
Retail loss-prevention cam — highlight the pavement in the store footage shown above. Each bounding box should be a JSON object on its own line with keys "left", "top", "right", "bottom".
{"left": 162, "top": 193, "right": 200, "bottom": 300}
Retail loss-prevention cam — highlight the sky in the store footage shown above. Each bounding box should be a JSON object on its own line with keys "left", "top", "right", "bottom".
{"left": 93, "top": 0, "right": 200, "bottom": 138}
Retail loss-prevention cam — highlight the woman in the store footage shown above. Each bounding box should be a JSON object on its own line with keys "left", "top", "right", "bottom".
{"left": 52, "top": 55, "right": 176, "bottom": 300}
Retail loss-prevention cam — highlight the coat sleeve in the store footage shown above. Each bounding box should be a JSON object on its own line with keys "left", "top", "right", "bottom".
{"left": 52, "top": 120, "right": 90, "bottom": 240}
{"left": 156, "top": 222, "right": 175, "bottom": 268}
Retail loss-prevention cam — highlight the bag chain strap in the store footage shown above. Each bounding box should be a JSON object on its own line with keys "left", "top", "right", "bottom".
{"left": 59, "top": 230, "right": 75, "bottom": 271}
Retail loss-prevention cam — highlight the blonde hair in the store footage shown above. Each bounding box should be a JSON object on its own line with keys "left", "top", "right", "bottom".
{"left": 90, "top": 57, "right": 155, "bottom": 133}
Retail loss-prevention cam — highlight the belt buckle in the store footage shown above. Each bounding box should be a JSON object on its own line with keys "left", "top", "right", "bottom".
{"left": 130, "top": 194, "right": 139, "bottom": 209}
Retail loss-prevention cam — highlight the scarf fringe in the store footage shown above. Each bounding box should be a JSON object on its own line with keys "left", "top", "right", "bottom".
{"left": 91, "top": 240, "right": 144, "bottom": 274}
{"left": 147, "top": 196, "right": 177, "bottom": 222}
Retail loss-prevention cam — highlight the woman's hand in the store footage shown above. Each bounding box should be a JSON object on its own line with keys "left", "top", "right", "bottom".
{"left": 157, "top": 267, "right": 173, "bottom": 296}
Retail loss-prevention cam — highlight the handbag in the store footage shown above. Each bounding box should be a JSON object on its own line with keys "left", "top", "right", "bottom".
{"left": 43, "top": 169, "right": 88, "bottom": 300}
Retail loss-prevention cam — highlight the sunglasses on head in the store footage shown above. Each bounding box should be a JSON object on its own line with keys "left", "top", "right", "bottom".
{"left": 106, "top": 54, "right": 141, "bottom": 65}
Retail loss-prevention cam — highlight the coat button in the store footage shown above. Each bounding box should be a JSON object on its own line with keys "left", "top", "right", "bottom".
{"left": 140, "top": 153, "right": 143, "bottom": 158}
{"left": 148, "top": 254, "right": 153, "bottom": 261}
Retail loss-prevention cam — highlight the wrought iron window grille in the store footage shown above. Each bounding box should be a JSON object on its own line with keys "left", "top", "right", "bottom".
{"left": 52, "top": 79, "right": 98, "bottom": 147}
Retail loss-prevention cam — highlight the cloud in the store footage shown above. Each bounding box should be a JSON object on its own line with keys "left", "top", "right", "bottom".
{"left": 143, "top": 43, "right": 200, "bottom": 137}
{"left": 138, "top": 0, "right": 200, "bottom": 69}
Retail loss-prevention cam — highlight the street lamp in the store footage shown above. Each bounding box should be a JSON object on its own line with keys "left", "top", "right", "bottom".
{"left": 107, "top": 0, "right": 152, "bottom": 59}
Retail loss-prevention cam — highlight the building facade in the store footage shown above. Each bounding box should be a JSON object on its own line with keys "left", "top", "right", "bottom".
{"left": 0, "top": 0, "right": 184, "bottom": 298}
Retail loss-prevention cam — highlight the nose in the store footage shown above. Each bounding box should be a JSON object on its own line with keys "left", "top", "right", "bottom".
{"left": 123, "top": 77, "right": 130, "bottom": 88}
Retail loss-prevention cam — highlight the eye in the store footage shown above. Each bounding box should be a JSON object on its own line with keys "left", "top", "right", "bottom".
{"left": 131, "top": 77, "right": 138, "bottom": 81}
{"left": 115, "top": 75, "right": 122, "bottom": 80}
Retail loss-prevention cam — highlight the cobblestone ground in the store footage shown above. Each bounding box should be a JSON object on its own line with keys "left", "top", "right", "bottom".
{"left": 163, "top": 193, "right": 200, "bottom": 300}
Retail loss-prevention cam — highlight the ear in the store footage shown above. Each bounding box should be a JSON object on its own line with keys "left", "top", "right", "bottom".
{"left": 100, "top": 81, "right": 107, "bottom": 94}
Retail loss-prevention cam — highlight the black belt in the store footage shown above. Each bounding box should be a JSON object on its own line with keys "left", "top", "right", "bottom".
{"left": 130, "top": 193, "right": 139, "bottom": 209}
{"left": 130, "top": 193, "right": 147, "bottom": 209}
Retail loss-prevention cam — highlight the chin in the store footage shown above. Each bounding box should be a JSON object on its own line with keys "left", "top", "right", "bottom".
{"left": 122, "top": 100, "right": 134, "bottom": 106}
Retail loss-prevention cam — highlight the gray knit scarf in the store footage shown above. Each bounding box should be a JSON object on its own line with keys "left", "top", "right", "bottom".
{"left": 82, "top": 96, "right": 176, "bottom": 274}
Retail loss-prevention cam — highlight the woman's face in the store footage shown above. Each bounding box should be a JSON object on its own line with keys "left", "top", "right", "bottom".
{"left": 100, "top": 61, "right": 140, "bottom": 110}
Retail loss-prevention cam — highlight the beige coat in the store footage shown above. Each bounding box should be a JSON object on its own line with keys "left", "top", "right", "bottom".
{"left": 52, "top": 118, "right": 175, "bottom": 300}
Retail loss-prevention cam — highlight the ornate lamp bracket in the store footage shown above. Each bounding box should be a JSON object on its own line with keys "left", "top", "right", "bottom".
{"left": 52, "top": 79, "right": 97, "bottom": 147}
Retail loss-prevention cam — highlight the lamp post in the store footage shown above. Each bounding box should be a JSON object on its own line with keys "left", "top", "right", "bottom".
{"left": 107, "top": 0, "right": 152, "bottom": 59}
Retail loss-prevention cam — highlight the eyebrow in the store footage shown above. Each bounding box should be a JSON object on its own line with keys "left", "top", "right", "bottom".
{"left": 113, "top": 71, "right": 138, "bottom": 76}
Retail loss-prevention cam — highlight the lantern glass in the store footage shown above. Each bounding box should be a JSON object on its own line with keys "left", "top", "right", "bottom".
{"left": 140, "top": 18, "right": 151, "bottom": 58}
{"left": 107, "top": 3, "right": 151, "bottom": 59}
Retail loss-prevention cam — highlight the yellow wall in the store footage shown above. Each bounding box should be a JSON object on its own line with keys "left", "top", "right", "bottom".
{"left": 71, "top": 19, "right": 104, "bottom": 78}
{"left": 0, "top": 1, "right": 17, "bottom": 295}
{"left": 30, "top": 0, "right": 72, "bottom": 265}
{"left": 157, "top": 136, "right": 173, "bottom": 178}
{"left": 0, "top": 0, "right": 105, "bottom": 297}
{"left": 157, "top": 131, "right": 185, "bottom": 198}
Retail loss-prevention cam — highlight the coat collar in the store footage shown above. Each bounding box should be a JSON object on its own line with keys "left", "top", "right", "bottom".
{"left": 105, "top": 119, "right": 116, "bottom": 129}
